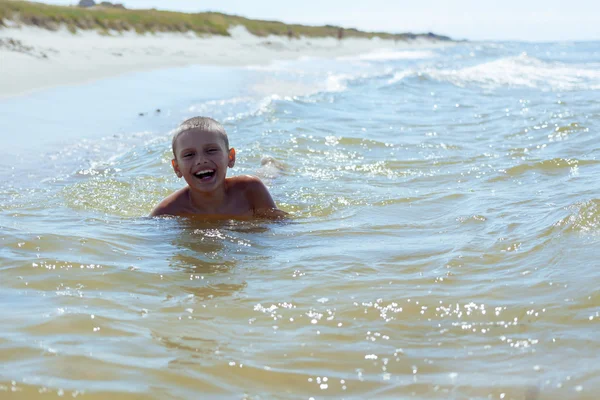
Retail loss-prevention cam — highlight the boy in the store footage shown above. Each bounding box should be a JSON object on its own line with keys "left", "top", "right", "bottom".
{"left": 150, "top": 117, "right": 286, "bottom": 219}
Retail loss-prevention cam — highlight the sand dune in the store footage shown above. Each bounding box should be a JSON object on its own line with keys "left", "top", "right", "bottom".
{"left": 0, "top": 24, "right": 448, "bottom": 98}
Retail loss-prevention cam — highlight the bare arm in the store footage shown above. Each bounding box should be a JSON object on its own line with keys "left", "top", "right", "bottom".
{"left": 245, "top": 176, "right": 288, "bottom": 219}
{"left": 149, "top": 188, "right": 187, "bottom": 217}
{"left": 149, "top": 205, "right": 169, "bottom": 217}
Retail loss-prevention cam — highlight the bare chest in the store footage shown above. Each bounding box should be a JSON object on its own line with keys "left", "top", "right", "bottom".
{"left": 180, "top": 193, "right": 253, "bottom": 218}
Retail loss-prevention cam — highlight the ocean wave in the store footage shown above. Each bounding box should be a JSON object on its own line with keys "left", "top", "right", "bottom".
{"left": 498, "top": 158, "right": 599, "bottom": 179}
{"left": 387, "top": 54, "right": 600, "bottom": 90}
{"left": 555, "top": 199, "right": 600, "bottom": 234}
{"left": 184, "top": 71, "right": 355, "bottom": 123}
{"left": 189, "top": 94, "right": 288, "bottom": 123}
{"left": 188, "top": 96, "right": 259, "bottom": 121}
{"left": 186, "top": 68, "right": 391, "bottom": 123}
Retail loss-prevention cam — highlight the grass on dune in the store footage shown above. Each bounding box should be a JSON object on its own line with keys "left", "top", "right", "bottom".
{"left": 0, "top": 0, "right": 451, "bottom": 41}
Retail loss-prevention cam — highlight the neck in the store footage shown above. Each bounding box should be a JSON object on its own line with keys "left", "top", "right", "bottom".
{"left": 187, "top": 183, "right": 228, "bottom": 213}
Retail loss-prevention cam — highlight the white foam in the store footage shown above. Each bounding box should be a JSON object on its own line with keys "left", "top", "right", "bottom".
{"left": 387, "top": 54, "right": 600, "bottom": 91}
{"left": 325, "top": 73, "right": 351, "bottom": 93}
{"left": 387, "top": 70, "right": 417, "bottom": 84}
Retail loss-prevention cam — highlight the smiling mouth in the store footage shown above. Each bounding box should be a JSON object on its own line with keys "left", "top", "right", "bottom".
{"left": 194, "top": 169, "right": 216, "bottom": 180}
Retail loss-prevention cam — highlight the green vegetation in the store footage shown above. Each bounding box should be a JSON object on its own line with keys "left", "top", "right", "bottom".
{"left": 0, "top": 0, "right": 451, "bottom": 41}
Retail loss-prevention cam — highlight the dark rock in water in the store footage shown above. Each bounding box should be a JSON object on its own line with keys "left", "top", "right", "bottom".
{"left": 138, "top": 112, "right": 145, "bottom": 117}
{"left": 155, "top": 109, "right": 161, "bottom": 113}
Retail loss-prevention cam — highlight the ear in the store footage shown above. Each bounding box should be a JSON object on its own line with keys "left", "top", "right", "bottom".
{"left": 228, "top": 148, "right": 236, "bottom": 168}
{"left": 171, "top": 158, "right": 183, "bottom": 178}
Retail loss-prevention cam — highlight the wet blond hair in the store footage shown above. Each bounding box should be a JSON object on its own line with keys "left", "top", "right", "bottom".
{"left": 171, "top": 116, "right": 229, "bottom": 157}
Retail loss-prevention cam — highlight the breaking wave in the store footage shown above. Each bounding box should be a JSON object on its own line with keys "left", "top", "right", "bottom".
{"left": 388, "top": 54, "right": 600, "bottom": 90}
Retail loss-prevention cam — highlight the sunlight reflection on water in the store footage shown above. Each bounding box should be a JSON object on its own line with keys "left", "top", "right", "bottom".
{"left": 0, "top": 40, "right": 599, "bottom": 399}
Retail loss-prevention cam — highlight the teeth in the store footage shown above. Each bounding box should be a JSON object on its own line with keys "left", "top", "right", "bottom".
{"left": 194, "top": 169, "right": 214, "bottom": 176}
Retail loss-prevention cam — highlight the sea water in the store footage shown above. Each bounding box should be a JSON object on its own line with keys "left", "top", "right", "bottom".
{"left": 0, "top": 41, "right": 599, "bottom": 399}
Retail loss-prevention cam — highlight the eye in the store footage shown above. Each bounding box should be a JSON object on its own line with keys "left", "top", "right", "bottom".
{"left": 207, "top": 148, "right": 219, "bottom": 154}
{"left": 182, "top": 152, "right": 194, "bottom": 158}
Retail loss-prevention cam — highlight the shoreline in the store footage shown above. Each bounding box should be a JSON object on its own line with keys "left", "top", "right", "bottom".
{"left": 0, "top": 24, "right": 450, "bottom": 99}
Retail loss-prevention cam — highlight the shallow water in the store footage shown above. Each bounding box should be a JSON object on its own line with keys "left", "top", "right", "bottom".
{"left": 1, "top": 41, "right": 599, "bottom": 399}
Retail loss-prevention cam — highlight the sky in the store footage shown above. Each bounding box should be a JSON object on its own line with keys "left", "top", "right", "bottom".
{"left": 39, "top": 0, "right": 600, "bottom": 41}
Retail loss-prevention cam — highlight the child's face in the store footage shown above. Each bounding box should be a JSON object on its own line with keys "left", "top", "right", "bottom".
{"left": 171, "top": 129, "right": 235, "bottom": 192}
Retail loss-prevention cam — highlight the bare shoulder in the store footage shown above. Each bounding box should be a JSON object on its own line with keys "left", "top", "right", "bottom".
{"left": 228, "top": 175, "right": 287, "bottom": 219}
{"left": 149, "top": 187, "right": 189, "bottom": 217}
{"left": 227, "top": 174, "right": 265, "bottom": 188}
{"left": 227, "top": 174, "right": 269, "bottom": 193}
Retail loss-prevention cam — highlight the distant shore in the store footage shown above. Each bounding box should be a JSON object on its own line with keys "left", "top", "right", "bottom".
{"left": 0, "top": 1, "right": 453, "bottom": 98}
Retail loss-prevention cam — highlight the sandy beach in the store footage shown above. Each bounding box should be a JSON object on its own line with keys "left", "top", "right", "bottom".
{"left": 0, "top": 23, "right": 446, "bottom": 99}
